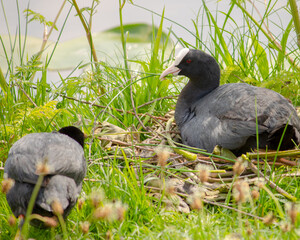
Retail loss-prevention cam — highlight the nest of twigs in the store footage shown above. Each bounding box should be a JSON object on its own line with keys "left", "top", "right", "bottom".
{"left": 93, "top": 110, "right": 300, "bottom": 215}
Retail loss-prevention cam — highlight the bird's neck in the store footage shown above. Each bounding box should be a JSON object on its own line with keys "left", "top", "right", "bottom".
{"left": 175, "top": 80, "right": 218, "bottom": 128}
{"left": 181, "top": 79, "right": 219, "bottom": 103}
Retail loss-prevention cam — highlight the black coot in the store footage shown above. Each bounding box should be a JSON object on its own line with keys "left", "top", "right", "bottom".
{"left": 160, "top": 48, "right": 300, "bottom": 155}
{"left": 4, "top": 126, "right": 86, "bottom": 226}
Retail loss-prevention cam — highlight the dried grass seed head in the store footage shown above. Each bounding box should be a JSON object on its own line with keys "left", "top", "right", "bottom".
{"left": 191, "top": 197, "right": 203, "bottom": 211}
{"left": 263, "top": 212, "right": 276, "bottom": 226}
{"left": 115, "top": 201, "right": 127, "bottom": 221}
{"left": 94, "top": 201, "right": 127, "bottom": 222}
{"left": 80, "top": 221, "right": 90, "bottom": 234}
{"left": 233, "top": 158, "right": 247, "bottom": 175}
{"left": 195, "top": 164, "right": 211, "bottom": 183}
{"left": 1, "top": 177, "right": 15, "bottom": 194}
{"left": 246, "top": 227, "right": 252, "bottom": 236}
{"left": 254, "top": 178, "right": 266, "bottom": 188}
{"left": 77, "top": 198, "right": 85, "bottom": 210}
{"left": 51, "top": 199, "right": 64, "bottom": 215}
{"left": 165, "top": 183, "right": 176, "bottom": 196}
{"left": 165, "top": 178, "right": 182, "bottom": 196}
{"left": 93, "top": 203, "right": 115, "bottom": 222}
{"left": 280, "top": 222, "right": 292, "bottom": 232}
{"left": 155, "top": 146, "right": 171, "bottom": 167}
{"left": 188, "top": 191, "right": 204, "bottom": 211}
{"left": 106, "top": 230, "right": 112, "bottom": 240}
{"left": 8, "top": 215, "right": 16, "bottom": 226}
{"left": 224, "top": 233, "right": 243, "bottom": 240}
{"left": 90, "top": 189, "right": 105, "bottom": 208}
{"left": 251, "top": 189, "right": 260, "bottom": 201}
{"left": 233, "top": 180, "right": 251, "bottom": 203}
{"left": 285, "top": 202, "right": 298, "bottom": 225}
{"left": 36, "top": 161, "right": 50, "bottom": 175}
{"left": 44, "top": 217, "right": 58, "bottom": 228}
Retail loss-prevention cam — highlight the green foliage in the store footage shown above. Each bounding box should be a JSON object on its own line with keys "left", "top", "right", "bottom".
{"left": 184, "top": 0, "right": 300, "bottom": 105}
{"left": 24, "top": 9, "right": 58, "bottom": 30}
{"left": 0, "top": 67, "right": 8, "bottom": 93}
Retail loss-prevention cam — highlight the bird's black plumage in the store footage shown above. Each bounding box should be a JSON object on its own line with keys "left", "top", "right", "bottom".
{"left": 4, "top": 126, "right": 86, "bottom": 226}
{"left": 160, "top": 49, "right": 300, "bottom": 155}
{"left": 58, "top": 126, "right": 85, "bottom": 148}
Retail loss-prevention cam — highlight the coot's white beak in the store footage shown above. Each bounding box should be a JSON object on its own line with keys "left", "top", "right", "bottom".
{"left": 159, "top": 63, "right": 181, "bottom": 79}
{"left": 159, "top": 48, "right": 189, "bottom": 80}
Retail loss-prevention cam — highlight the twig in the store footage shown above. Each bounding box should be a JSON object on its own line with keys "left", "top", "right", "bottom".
{"left": 207, "top": 174, "right": 257, "bottom": 183}
{"left": 29, "top": 0, "right": 67, "bottom": 82}
{"left": 277, "top": 158, "right": 297, "bottom": 166}
{"left": 278, "top": 158, "right": 298, "bottom": 167}
{"left": 71, "top": 0, "right": 99, "bottom": 69}
{"left": 146, "top": 114, "right": 170, "bottom": 121}
{"left": 172, "top": 159, "right": 200, "bottom": 184}
{"left": 198, "top": 156, "right": 235, "bottom": 164}
{"left": 16, "top": 82, "right": 37, "bottom": 107}
{"left": 38, "top": 0, "right": 66, "bottom": 56}
{"left": 280, "top": 172, "right": 300, "bottom": 177}
{"left": 144, "top": 185, "right": 264, "bottom": 221}
{"left": 84, "top": 178, "right": 102, "bottom": 182}
{"left": 135, "top": 95, "right": 177, "bottom": 109}
{"left": 250, "top": 160, "right": 295, "bottom": 167}
{"left": 96, "top": 137, "right": 154, "bottom": 152}
{"left": 130, "top": 82, "right": 149, "bottom": 131}
{"left": 61, "top": 94, "right": 111, "bottom": 109}
{"left": 246, "top": 149, "right": 300, "bottom": 159}
{"left": 168, "top": 159, "right": 225, "bottom": 168}
{"left": 202, "top": 199, "right": 264, "bottom": 221}
{"left": 60, "top": 93, "right": 172, "bottom": 122}
{"left": 249, "top": 161, "right": 297, "bottom": 201}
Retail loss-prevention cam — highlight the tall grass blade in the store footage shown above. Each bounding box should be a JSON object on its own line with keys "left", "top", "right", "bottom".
{"left": 71, "top": 0, "right": 99, "bottom": 70}
{"left": 251, "top": 34, "right": 269, "bottom": 79}
{"left": 233, "top": 1, "right": 280, "bottom": 52}
{"left": 201, "top": 0, "right": 233, "bottom": 66}
{"left": 0, "top": 66, "right": 8, "bottom": 93}
{"left": 150, "top": 7, "right": 165, "bottom": 72}
{"left": 277, "top": 20, "right": 293, "bottom": 70}
{"left": 289, "top": 0, "right": 300, "bottom": 48}
{"left": 119, "top": 0, "right": 131, "bottom": 79}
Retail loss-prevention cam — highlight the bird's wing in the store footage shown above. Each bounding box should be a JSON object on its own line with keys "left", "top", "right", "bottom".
{"left": 180, "top": 113, "right": 268, "bottom": 152}
{"left": 182, "top": 83, "right": 299, "bottom": 151}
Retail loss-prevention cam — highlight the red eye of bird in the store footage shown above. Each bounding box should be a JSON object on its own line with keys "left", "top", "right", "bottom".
{"left": 186, "top": 59, "right": 192, "bottom": 64}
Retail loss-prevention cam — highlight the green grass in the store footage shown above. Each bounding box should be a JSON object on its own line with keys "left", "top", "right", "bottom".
{"left": 1, "top": 0, "right": 300, "bottom": 239}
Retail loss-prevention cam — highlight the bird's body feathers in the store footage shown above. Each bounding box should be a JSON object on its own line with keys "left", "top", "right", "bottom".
{"left": 4, "top": 128, "right": 86, "bottom": 225}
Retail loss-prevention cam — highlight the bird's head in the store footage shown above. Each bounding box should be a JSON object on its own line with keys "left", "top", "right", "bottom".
{"left": 160, "top": 48, "right": 220, "bottom": 89}
{"left": 58, "top": 126, "right": 85, "bottom": 148}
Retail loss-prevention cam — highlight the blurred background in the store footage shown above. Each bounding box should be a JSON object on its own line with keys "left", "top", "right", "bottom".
{"left": 1, "top": 1, "right": 291, "bottom": 50}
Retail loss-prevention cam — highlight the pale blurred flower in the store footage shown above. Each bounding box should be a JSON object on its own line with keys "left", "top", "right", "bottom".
{"left": 233, "top": 180, "right": 250, "bottom": 203}
{"left": 155, "top": 146, "right": 171, "bottom": 167}
{"left": 1, "top": 178, "right": 15, "bottom": 194}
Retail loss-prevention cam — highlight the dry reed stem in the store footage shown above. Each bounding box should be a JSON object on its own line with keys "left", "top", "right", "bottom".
{"left": 249, "top": 162, "right": 297, "bottom": 202}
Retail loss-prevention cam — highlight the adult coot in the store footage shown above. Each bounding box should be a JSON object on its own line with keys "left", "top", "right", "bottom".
{"left": 4, "top": 126, "right": 86, "bottom": 226}
{"left": 160, "top": 48, "right": 300, "bottom": 155}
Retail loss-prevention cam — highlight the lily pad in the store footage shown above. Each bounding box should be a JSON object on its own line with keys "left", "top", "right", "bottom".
{"left": 0, "top": 35, "right": 54, "bottom": 72}
{"left": 0, "top": 23, "right": 172, "bottom": 72}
